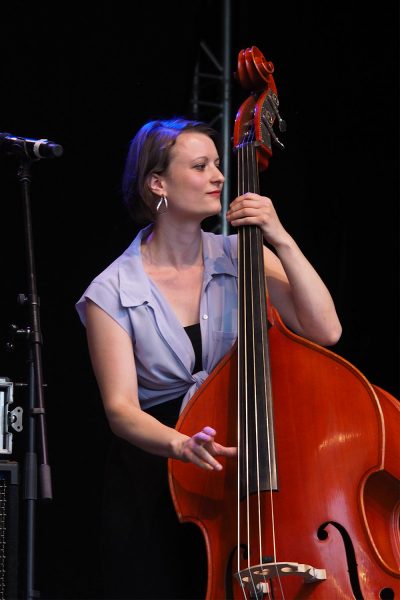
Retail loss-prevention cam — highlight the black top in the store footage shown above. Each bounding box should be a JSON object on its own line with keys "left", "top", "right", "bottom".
{"left": 184, "top": 322, "right": 202, "bottom": 374}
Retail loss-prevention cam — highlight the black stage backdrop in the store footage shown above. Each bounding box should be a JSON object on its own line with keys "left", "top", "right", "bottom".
{"left": 0, "top": 2, "right": 398, "bottom": 598}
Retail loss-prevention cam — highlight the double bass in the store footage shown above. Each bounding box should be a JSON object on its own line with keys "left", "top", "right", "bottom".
{"left": 169, "top": 46, "right": 400, "bottom": 599}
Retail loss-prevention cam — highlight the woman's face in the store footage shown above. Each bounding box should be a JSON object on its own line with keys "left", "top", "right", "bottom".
{"left": 158, "top": 132, "right": 225, "bottom": 221}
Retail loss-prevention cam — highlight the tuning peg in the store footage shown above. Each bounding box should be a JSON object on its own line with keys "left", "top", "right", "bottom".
{"left": 278, "top": 117, "right": 287, "bottom": 133}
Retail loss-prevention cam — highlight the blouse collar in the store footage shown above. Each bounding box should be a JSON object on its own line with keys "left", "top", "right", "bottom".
{"left": 118, "top": 225, "right": 237, "bottom": 308}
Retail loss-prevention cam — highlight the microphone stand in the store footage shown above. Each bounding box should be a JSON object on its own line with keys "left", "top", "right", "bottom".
{"left": 15, "top": 156, "right": 53, "bottom": 600}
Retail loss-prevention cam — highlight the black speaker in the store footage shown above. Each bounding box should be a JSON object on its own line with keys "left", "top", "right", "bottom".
{"left": 0, "top": 462, "right": 19, "bottom": 600}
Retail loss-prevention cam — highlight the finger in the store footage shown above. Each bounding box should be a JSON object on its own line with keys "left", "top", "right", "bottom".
{"left": 236, "top": 192, "right": 263, "bottom": 203}
{"left": 191, "top": 426, "right": 218, "bottom": 446}
{"left": 227, "top": 208, "right": 266, "bottom": 221}
{"left": 192, "top": 431, "right": 215, "bottom": 445}
{"left": 214, "top": 444, "right": 238, "bottom": 458}
{"left": 228, "top": 215, "right": 267, "bottom": 227}
{"left": 202, "top": 426, "right": 217, "bottom": 436}
{"left": 186, "top": 444, "right": 223, "bottom": 471}
{"left": 228, "top": 201, "right": 262, "bottom": 214}
{"left": 230, "top": 193, "right": 269, "bottom": 210}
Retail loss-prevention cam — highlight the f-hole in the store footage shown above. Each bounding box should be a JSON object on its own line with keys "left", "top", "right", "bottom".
{"left": 318, "top": 521, "right": 364, "bottom": 599}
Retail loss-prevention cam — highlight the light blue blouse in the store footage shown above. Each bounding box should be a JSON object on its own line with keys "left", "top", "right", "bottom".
{"left": 76, "top": 225, "right": 238, "bottom": 412}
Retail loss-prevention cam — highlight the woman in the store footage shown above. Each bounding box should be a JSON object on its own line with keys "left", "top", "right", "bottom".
{"left": 76, "top": 117, "right": 342, "bottom": 599}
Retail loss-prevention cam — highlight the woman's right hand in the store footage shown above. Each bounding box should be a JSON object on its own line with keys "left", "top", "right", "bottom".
{"left": 177, "top": 426, "right": 237, "bottom": 471}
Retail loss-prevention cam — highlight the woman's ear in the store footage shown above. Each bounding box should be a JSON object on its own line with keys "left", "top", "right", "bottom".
{"left": 148, "top": 173, "right": 165, "bottom": 196}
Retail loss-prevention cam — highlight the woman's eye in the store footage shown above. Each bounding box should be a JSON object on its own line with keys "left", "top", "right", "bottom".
{"left": 195, "top": 164, "right": 206, "bottom": 170}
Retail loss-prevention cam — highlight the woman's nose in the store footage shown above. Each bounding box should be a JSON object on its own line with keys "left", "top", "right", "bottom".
{"left": 213, "top": 166, "right": 225, "bottom": 183}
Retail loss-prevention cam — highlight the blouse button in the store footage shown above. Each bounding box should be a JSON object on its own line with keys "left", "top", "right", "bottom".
{"left": 202, "top": 314, "right": 208, "bottom": 320}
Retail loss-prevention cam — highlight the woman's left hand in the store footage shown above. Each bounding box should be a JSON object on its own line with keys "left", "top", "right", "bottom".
{"left": 226, "top": 193, "right": 289, "bottom": 248}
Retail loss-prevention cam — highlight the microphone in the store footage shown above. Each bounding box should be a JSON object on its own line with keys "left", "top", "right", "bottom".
{"left": 0, "top": 132, "right": 63, "bottom": 159}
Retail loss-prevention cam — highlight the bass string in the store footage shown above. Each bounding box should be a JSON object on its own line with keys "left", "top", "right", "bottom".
{"left": 236, "top": 141, "right": 250, "bottom": 578}
{"left": 247, "top": 141, "right": 275, "bottom": 598}
{"left": 236, "top": 138, "right": 282, "bottom": 598}
{"left": 249, "top": 141, "right": 284, "bottom": 598}
{"left": 238, "top": 142, "right": 257, "bottom": 598}
{"left": 247, "top": 132, "right": 265, "bottom": 564}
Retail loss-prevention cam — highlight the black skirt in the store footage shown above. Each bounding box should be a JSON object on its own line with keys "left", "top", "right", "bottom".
{"left": 99, "top": 398, "right": 207, "bottom": 600}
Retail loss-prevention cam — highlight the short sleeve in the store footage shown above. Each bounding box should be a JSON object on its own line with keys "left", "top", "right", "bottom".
{"left": 75, "top": 280, "right": 133, "bottom": 338}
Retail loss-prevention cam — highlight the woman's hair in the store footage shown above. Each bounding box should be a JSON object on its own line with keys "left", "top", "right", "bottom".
{"left": 122, "top": 117, "right": 219, "bottom": 224}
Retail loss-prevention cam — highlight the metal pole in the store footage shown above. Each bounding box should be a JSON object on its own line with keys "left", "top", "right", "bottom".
{"left": 221, "top": 0, "right": 232, "bottom": 235}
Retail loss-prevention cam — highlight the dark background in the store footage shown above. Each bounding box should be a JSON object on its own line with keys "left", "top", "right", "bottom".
{"left": 0, "top": 1, "right": 398, "bottom": 598}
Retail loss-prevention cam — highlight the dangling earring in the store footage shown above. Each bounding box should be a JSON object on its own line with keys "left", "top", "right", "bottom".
{"left": 156, "top": 195, "right": 168, "bottom": 213}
